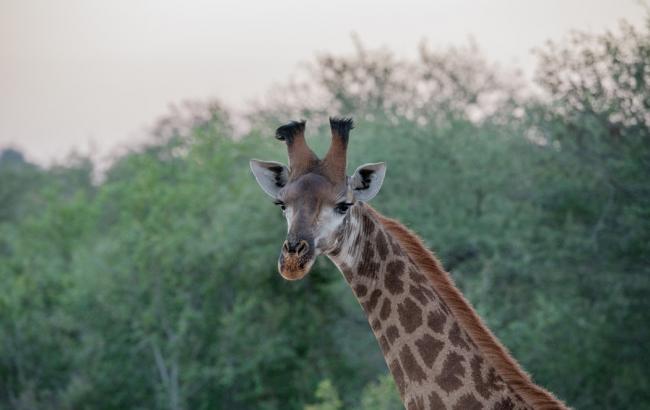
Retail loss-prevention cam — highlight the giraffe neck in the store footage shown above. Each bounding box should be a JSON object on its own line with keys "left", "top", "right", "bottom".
{"left": 326, "top": 203, "right": 565, "bottom": 410}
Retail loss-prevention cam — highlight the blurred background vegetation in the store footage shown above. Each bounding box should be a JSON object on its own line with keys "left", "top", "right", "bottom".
{"left": 1, "top": 16, "right": 649, "bottom": 410}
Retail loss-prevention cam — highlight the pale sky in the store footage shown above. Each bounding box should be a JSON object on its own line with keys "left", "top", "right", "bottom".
{"left": 1, "top": 0, "right": 646, "bottom": 165}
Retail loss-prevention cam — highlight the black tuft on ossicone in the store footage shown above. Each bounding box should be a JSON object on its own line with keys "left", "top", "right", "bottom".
{"left": 275, "top": 120, "right": 306, "bottom": 143}
{"left": 329, "top": 117, "right": 354, "bottom": 143}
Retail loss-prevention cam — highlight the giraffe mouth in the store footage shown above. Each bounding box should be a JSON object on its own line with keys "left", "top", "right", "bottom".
{"left": 277, "top": 250, "right": 315, "bottom": 281}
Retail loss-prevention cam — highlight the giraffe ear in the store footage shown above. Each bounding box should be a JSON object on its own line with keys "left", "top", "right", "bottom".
{"left": 350, "top": 162, "right": 386, "bottom": 202}
{"left": 250, "top": 159, "right": 289, "bottom": 198}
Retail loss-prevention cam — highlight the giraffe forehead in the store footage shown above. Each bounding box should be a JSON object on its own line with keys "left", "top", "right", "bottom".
{"left": 281, "top": 172, "right": 343, "bottom": 204}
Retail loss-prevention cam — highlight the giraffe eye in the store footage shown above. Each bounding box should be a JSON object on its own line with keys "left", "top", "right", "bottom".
{"left": 274, "top": 200, "right": 286, "bottom": 211}
{"left": 334, "top": 202, "right": 352, "bottom": 214}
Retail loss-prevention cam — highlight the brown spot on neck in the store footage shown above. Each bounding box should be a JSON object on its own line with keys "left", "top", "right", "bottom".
{"left": 414, "top": 334, "right": 444, "bottom": 368}
{"left": 435, "top": 351, "right": 466, "bottom": 394}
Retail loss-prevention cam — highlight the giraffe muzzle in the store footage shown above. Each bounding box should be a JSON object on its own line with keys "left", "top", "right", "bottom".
{"left": 278, "top": 239, "right": 315, "bottom": 280}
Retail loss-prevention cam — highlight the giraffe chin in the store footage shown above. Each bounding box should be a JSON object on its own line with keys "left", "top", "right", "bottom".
{"left": 278, "top": 253, "right": 315, "bottom": 281}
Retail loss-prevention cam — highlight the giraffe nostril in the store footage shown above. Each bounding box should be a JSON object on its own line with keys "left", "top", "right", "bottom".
{"left": 296, "top": 240, "right": 309, "bottom": 256}
{"left": 283, "top": 239, "right": 310, "bottom": 255}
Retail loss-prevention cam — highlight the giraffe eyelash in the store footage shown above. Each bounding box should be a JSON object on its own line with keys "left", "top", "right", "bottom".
{"left": 334, "top": 202, "right": 353, "bottom": 214}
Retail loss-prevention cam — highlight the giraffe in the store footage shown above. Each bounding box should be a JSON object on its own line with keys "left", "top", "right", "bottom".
{"left": 250, "top": 118, "right": 568, "bottom": 410}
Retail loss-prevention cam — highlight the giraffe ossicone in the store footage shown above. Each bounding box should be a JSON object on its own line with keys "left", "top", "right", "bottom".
{"left": 250, "top": 118, "right": 568, "bottom": 410}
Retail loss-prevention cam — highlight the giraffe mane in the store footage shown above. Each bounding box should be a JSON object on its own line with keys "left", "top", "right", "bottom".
{"left": 367, "top": 205, "right": 569, "bottom": 410}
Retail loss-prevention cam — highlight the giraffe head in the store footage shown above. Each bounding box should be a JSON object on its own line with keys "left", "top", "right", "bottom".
{"left": 250, "top": 118, "right": 386, "bottom": 280}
